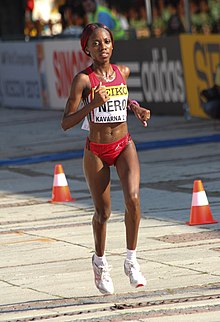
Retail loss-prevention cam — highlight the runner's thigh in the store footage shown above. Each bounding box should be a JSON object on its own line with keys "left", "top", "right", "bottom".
{"left": 115, "top": 141, "right": 140, "bottom": 199}
{"left": 83, "top": 148, "right": 111, "bottom": 210}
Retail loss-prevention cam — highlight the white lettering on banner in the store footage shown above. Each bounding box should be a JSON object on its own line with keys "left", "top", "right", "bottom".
{"left": 117, "top": 49, "right": 185, "bottom": 104}
{"left": 0, "top": 51, "right": 34, "bottom": 66}
{"left": 44, "top": 39, "right": 92, "bottom": 109}
{"left": 4, "top": 80, "right": 25, "bottom": 98}
{"left": 25, "top": 81, "right": 40, "bottom": 98}
{"left": 0, "top": 42, "right": 43, "bottom": 108}
{"left": 53, "top": 50, "right": 90, "bottom": 98}
{"left": 142, "top": 48, "right": 185, "bottom": 103}
{"left": 3, "top": 80, "right": 40, "bottom": 99}
{"left": 192, "top": 191, "right": 209, "bottom": 206}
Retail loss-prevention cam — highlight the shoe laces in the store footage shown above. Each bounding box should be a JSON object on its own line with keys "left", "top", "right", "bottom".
{"left": 126, "top": 260, "right": 141, "bottom": 277}
{"left": 126, "top": 260, "right": 140, "bottom": 270}
{"left": 95, "top": 263, "right": 112, "bottom": 281}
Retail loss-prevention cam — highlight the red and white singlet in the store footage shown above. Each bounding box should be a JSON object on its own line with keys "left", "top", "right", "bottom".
{"left": 83, "top": 64, "right": 128, "bottom": 125}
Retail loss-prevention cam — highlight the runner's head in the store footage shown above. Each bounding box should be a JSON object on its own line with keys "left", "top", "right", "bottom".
{"left": 80, "top": 23, "right": 114, "bottom": 56}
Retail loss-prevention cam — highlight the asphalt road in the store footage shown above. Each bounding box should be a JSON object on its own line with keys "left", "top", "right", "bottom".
{"left": 0, "top": 107, "right": 220, "bottom": 321}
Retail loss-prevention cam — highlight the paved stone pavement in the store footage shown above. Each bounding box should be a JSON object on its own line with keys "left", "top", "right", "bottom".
{"left": 0, "top": 107, "right": 220, "bottom": 321}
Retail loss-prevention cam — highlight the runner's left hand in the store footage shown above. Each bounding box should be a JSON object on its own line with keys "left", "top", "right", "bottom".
{"left": 133, "top": 105, "right": 150, "bottom": 127}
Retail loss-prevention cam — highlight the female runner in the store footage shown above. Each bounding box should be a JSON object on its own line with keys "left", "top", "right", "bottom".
{"left": 62, "top": 23, "right": 150, "bottom": 294}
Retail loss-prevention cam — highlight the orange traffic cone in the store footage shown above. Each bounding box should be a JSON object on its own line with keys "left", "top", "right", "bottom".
{"left": 49, "top": 164, "right": 75, "bottom": 202}
{"left": 186, "top": 180, "right": 218, "bottom": 225}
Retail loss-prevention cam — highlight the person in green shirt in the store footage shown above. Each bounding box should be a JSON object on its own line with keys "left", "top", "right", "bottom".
{"left": 82, "top": 0, "right": 125, "bottom": 40}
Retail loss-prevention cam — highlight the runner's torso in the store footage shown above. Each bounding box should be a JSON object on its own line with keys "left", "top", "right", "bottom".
{"left": 82, "top": 64, "right": 129, "bottom": 143}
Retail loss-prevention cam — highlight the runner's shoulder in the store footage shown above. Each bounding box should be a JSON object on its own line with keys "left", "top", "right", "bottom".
{"left": 116, "top": 64, "right": 130, "bottom": 80}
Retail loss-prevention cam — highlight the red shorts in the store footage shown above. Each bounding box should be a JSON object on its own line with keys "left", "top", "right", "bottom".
{"left": 85, "top": 133, "right": 132, "bottom": 166}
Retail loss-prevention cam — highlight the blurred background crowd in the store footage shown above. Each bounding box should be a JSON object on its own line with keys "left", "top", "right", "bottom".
{"left": 23, "top": 0, "right": 220, "bottom": 39}
{"left": 8, "top": 0, "right": 220, "bottom": 39}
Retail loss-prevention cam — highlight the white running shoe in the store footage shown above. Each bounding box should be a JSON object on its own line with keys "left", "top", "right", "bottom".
{"left": 124, "top": 259, "right": 146, "bottom": 288}
{"left": 92, "top": 255, "right": 114, "bottom": 295}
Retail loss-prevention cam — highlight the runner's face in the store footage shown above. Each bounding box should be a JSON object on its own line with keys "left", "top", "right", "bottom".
{"left": 86, "top": 28, "right": 113, "bottom": 63}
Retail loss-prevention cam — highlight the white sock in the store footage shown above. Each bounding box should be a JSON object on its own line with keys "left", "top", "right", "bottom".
{"left": 126, "top": 249, "right": 136, "bottom": 262}
{"left": 94, "top": 253, "right": 107, "bottom": 266}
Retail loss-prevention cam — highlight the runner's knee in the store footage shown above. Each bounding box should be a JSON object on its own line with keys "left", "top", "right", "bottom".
{"left": 125, "top": 193, "right": 140, "bottom": 215}
{"left": 94, "top": 207, "right": 111, "bottom": 224}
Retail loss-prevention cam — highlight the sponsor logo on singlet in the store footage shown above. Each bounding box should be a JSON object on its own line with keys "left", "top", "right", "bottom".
{"left": 91, "top": 84, "right": 128, "bottom": 123}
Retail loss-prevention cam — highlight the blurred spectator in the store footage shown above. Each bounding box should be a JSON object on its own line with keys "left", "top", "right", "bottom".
{"left": 128, "top": 6, "right": 148, "bottom": 31}
{"left": 62, "top": 3, "right": 83, "bottom": 36}
{"left": 48, "top": 19, "right": 54, "bottom": 35}
{"left": 110, "top": 4, "right": 129, "bottom": 30}
{"left": 24, "top": 0, "right": 220, "bottom": 38}
{"left": 166, "top": 3, "right": 185, "bottom": 35}
{"left": 212, "top": 17, "right": 220, "bottom": 33}
{"left": 215, "top": 63, "right": 220, "bottom": 93}
{"left": 128, "top": 6, "right": 150, "bottom": 38}
{"left": 138, "top": 6, "right": 150, "bottom": 38}
{"left": 82, "top": 0, "right": 125, "bottom": 40}
{"left": 59, "top": 2, "right": 68, "bottom": 30}
{"left": 151, "top": 5, "right": 165, "bottom": 37}
{"left": 198, "top": 0, "right": 213, "bottom": 34}
{"left": 211, "top": 0, "right": 220, "bottom": 34}
{"left": 157, "top": 0, "right": 171, "bottom": 25}
{"left": 35, "top": 19, "right": 43, "bottom": 36}
{"left": 208, "top": 0, "right": 220, "bottom": 23}
{"left": 25, "top": 0, "right": 34, "bottom": 22}
{"left": 177, "top": 0, "right": 187, "bottom": 30}
{"left": 24, "top": 20, "right": 38, "bottom": 37}
{"left": 24, "top": 0, "right": 35, "bottom": 36}
{"left": 59, "top": 0, "right": 85, "bottom": 32}
{"left": 200, "top": 62, "right": 220, "bottom": 119}
{"left": 190, "top": 0, "right": 201, "bottom": 33}
{"left": 127, "top": 7, "right": 139, "bottom": 30}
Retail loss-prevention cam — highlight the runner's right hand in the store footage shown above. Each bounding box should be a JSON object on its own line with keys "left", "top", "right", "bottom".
{"left": 93, "top": 82, "right": 109, "bottom": 107}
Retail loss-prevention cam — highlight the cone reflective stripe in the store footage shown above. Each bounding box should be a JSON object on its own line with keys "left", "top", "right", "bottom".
{"left": 186, "top": 180, "right": 218, "bottom": 225}
{"left": 53, "top": 173, "right": 68, "bottom": 187}
{"left": 50, "top": 164, "right": 75, "bottom": 202}
{"left": 191, "top": 191, "right": 208, "bottom": 206}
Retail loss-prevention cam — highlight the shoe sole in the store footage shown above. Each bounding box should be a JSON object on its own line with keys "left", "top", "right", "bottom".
{"left": 95, "top": 283, "right": 114, "bottom": 295}
{"left": 124, "top": 268, "right": 146, "bottom": 288}
{"left": 99, "top": 289, "right": 114, "bottom": 295}
{"left": 95, "top": 281, "right": 114, "bottom": 295}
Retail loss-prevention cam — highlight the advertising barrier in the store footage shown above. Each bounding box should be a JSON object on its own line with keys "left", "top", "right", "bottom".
{"left": 180, "top": 34, "right": 220, "bottom": 118}
{"left": 0, "top": 60, "right": 2, "bottom": 107}
{"left": 42, "top": 39, "right": 91, "bottom": 109}
{"left": 0, "top": 42, "right": 43, "bottom": 108}
{"left": 112, "top": 37, "right": 186, "bottom": 115}
{"left": 0, "top": 35, "right": 219, "bottom": 118}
